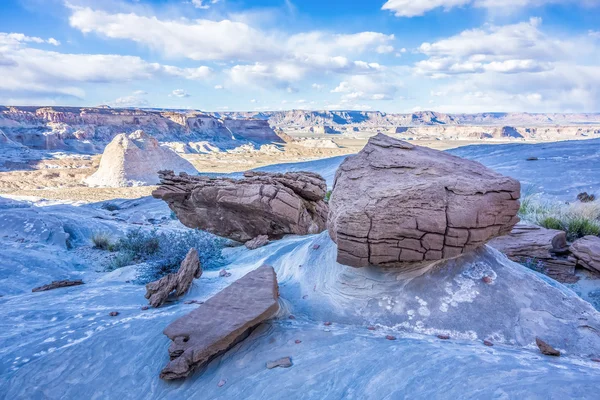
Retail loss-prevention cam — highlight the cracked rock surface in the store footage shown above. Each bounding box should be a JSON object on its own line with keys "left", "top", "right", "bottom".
{"left": 571, "top": 236, "right": 600, "bottom": 274}
{"left": 152, "top": 170, "right": 328, "bottom": 242}
{"left": 328, "top": 133, "right": 520, "bottom": 268}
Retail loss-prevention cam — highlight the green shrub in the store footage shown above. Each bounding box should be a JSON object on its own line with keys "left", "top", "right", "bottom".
{"left": 566, "top": 217, "right": 600, "bottom": 241}
{"left": 91, "top": 232, "right": 112, "bottom": 250}
{"left": 324, "top": 190, "right": 332, "bottom": 203}
{"left": 539, "top": 217, "right": 564, "bottom": 231}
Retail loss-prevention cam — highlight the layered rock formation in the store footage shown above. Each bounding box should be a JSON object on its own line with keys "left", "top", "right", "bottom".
{"left": 85, "top": 130, "right": 197, "bottom": 187}
{"left": 328, "top": 134, "right": 520, "bottom": 268}
{"left": 145, "top": 248, "right": 201, "bottom": 308}
{"left": 0, "top": 106, "right": 280, "bottom": 151}
{"left": 153, "top": 170, "right": 328, "bottom": 242}
{"left": 488, "top": 224, "right": 576, "bottom": 282}
{"left": 160, "top": 265, "right": 279, "bottom": 380}
{"left": 570, "top": 236, "right": 600, "bottom": 274}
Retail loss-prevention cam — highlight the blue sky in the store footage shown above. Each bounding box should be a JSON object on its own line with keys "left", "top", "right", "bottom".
{"left": 0, "top": 0, "right": 599, "bottom": 113}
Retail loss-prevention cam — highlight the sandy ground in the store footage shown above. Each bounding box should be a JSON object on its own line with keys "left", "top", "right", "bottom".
{"left": 0, "top": 136, "right": 548, "bottom": 202}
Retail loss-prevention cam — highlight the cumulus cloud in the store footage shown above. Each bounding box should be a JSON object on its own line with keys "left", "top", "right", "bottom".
{"left": 0, "top": 31, "right": 211, "bottom": 100}
{"left": 67, "top": 6, "right": 395, "bottom": 90}
{"left": 170, "top": 89, "right": 191, "bottom": 97}
{"left": 332, "top": 73, "right": 403, "bottom": 103}
{"left": 382, "top": 0, "right": 600, "bottom": 17}
{"left": 191, "top": 0, "right": 220, "bottom": 9}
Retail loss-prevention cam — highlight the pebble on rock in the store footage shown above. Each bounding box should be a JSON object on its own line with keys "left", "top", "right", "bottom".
{"left": 536, "top": 337, "right": 561, "bottom": 356}
{"left": 266, "top": 357, "right": 293, "bottom": 369}
{"left": 367, "top": 326, "right": 376, "bottom": 331}
{"left": 482, "top": 276, "right": 493, "bottom": 284}
{"left": 324, "top": 321, "right": 332, "bottom": 326}
{"left": 483, "top": 340, "right": 494, "bottom": 347}
{"left": 295, "top": 340, "right": 302, "bottom": 344}
{"left": 217, "top": 379, "right": 227, "bottom": 387}
{"left": 386, "top": 335, "right": 397, "bottom": 341}
{"left": 437, "top": 334, "right": 450, "bottom": 340}
{"left": 289, "top": 315, "right": 296, "bottom": 320}
{"left": 141, "top": 306, "right": 149, "bottom": 311}
{"left": 312, "top": 244, "right": 320, "bottom": 250}
{"left": 219, "top": 269, "right": 232, "bottom": 278}
{"left": 109, "top": 311, "right": 119, "bottom": 317}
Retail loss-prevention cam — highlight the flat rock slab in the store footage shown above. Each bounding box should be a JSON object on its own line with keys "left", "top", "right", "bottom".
{"left": 32, "top": 279, "right": 84, "bottom": 292}
{"left": 160, "top": 265, "right": 279, "bottom": 380}
{"left": 570, "top": 235, "right": 600, "bottom": 274}
{"left": 488, "top": 224, "right": 577, "bottom": 282}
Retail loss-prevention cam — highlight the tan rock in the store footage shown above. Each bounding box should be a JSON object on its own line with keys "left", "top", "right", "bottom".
{"left": 245, "top": 235, "right": 269, "bottom": 250}
{"left": 328, "top": 134, "right": 520, "bottom": 268}
{"left": 145, "top": 248, "right": 201, "bottom": 308}
{"left": 570, "top": 236, "right": 600, "bottom": 273}
{"left": 488, "top": 224, "right": 577, "bottom": 282}
{"left": 32, "top": 279, "right": 84, "bottom": 292}
{"left": 160, "top": 265, "right": 279, "bottom": 380}
{"left": 153, "top": 170, "right": 328, "bottom": 242}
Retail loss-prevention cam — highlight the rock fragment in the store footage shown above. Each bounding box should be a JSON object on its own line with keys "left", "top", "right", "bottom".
{"left": 32, "top": 279, "right": 84, "bottom": 292}
{"left": 145, "top": 248, "right": 201, "bottom": 308}
{"left": 160, "top": 265, "right": 279, "bottom": 380}
{"left": 536, "top": 337, "right": 561, "bottom": 356}
{"left": 266, "top": 357, "right": 293, "bottom": 369}
{"left": 570, "top": 236, "right": 600, "bottom": 274}
{"left": 245, "top": 235, "right": 269, "bottom": 250}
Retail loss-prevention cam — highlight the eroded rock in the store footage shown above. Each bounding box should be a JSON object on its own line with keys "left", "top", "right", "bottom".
{"left": 536, "top": 337, "right": 561, "bottom": 356}
{"left": 328, "top": 134, "right": 520, "bottom": 268}
{"left": 266, "top": 357, "right": 293, "bottom": 369}
{"left": 32, "top": 279, "right": 84, "bottom": 292}
{"left": 145, "top": 248, "right": 201, "bottom": 308}
{"left": 153, "top": 170, "right": 328, "bottom": 242}
{"left": 160, "top": 265, "right": 279, "bottom": 380}
{"left": 245, "top": 235, "right": 269, "bottom": 250}
{"left": 488, "top": 224, "right": 577, "bottom": 282}
{"left": 570, "top": 236, "right": 600, "bottom": 274}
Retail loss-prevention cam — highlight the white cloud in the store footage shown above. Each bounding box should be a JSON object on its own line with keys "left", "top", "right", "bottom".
{"left": 311, "top": 83, "right": 324, "bottom": 91}
{"left": 191, "top": 0, "right": 220, "bottom": 9}
{"left": 170, "top": 89, "right": 190, "bottom": 97}
{"left": 382, "top": 0, "right": 600, "bottom": 17}
{"left": 331, "top": 73, "right": 403, "bottom": 103}
{"left": 0, "top": 31, "right": 211, "bottom": 100}
{"left": 109, "top": 94, "right": 150, "bottom": 108}
{"left": 214, "top": 84, "right": 224, "bottom": 89}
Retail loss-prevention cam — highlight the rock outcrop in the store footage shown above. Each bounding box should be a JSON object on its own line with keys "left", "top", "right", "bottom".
{"left": 570, "top": 236, "right": 600, "bottom": 274}
{"left": 245, "top": 235, "right": 269, "bottom": 250}
{"left": 145, "top": 248, "right": 201, "bottom": 308}
{"left": 153, "top": 170, "right": 328, "bottom": 242}
{"left": 488, "top": 224, "right": 577, "bottom": 283}
{"left": 160, "top": 265, "right": 279, "bottom": 380}
{"left": 85, "top": 130, "right": 197, "bottom": 187}
{"left": 328, "top": 134, "right": 520, "bottom": 268}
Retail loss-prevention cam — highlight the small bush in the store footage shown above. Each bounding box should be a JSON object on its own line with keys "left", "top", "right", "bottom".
{"left": 101, "top": 202, "right": 120, "bottom": 212}
{"left": 566, "top": 217, "right": 600, "bottom": 241}
{"left": 91, "top": 232, "right": 112, "bottom": 250}
{"left": 107, "top": 228, "right": 225, "bottom": 283}
{"left": 539, "top": 217, "right": 564, "bottom": 231}
{"left": 324, "top": 190, "right": 332, "bottom": 203}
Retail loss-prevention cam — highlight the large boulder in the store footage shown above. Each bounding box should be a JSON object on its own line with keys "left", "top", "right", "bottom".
{"left": 328, "top": 134, "right": 520, "bottom": 268}
{"left": 160, "top": 265, "right": 279, "bottom": 380}
{"left": 153, "top": 170, "right": 328, "bottom": 242}
{"left": 85, "top": 130, "right": 197, "bottom": 187}
{"left": 570, "top": 236, "right": 600, "bottom": 274}
{"left": 488, "top": 224, "right": 577, "bottom": 283}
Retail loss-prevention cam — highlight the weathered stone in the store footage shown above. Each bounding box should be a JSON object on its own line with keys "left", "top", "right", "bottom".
{"left": 570, "top": 236, "right": 600, "bottom": 274}
{"left": 266, "top": 357, "right": 293, "bottom": 369}
{"left": 32, "top": 279, "right": 84, "bottom": 292}
{"left": 160, "top": 265, "right": 279, "bottom": 380}
{"left": 145, "top": 248, "right": 201, "bottom": 308}
{"left": 577, "top": 192, "right": 596, "bottom": 203}
{"left": 153, "top": 170, "right": 328, "bottom": 242}
{"left": 328, "top": 134, "right": 520, "bottom": 268}
{"left": 488, "top": 224, "right": 577, "bottom": 283}
{"left": 245, "top": 235, "right": 269, "bottom": 250}
{"left": 536, "top": 337, "right": 561, "bottom": 356}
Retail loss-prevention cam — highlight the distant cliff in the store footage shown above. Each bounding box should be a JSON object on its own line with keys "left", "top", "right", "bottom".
{"left": 0, "top": 106, "right": 280, "bottom": 152}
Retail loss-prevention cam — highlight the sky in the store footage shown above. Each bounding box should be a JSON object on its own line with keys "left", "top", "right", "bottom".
{"left": 0, "top": 0, "right": 599, "bottom": 113}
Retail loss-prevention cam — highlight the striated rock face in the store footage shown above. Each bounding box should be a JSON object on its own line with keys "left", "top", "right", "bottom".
{"left": 488, "top": 224, "right": 576, "bottom": 283}
{"left": 153, "top": 170, "right": 328, "bottom": 242}
{"left": 160, "top": 265, "right": 279, "bottom": 380}
{"left": 328, "top": 134, "right": 520, "bottom": 268}
{"left": 570, "top": 236, "right": 600, "bottom": 274}
{"left": 145, "top": 248, "right": 201, "bottom": 308}
{"left": 85, "top": 130, "right": 197, "bottom": 187}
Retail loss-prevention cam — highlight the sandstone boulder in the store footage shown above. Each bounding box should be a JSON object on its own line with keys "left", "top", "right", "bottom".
{"left": 153, "top": 170, "right": 328, "bottom": 242}
{"left": 85, "top": 130, "right": 197, "bottom": 187}
{"left": 328, "top": 134, "right": 520, "bottom": 268}
{"left": 145, "top": 248, "right": 201, "bottom": 308}
{"left": 488, "top": 224, "right": 576, "bottom": 282}
{"left": 570, "top": 236, "right": 600, "bottom": 274}
{"left": 160, "top": 265, "right": 279, "bottom": 380}
{"left": 245, "top": 235, "right": 269, "bottom": 250}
